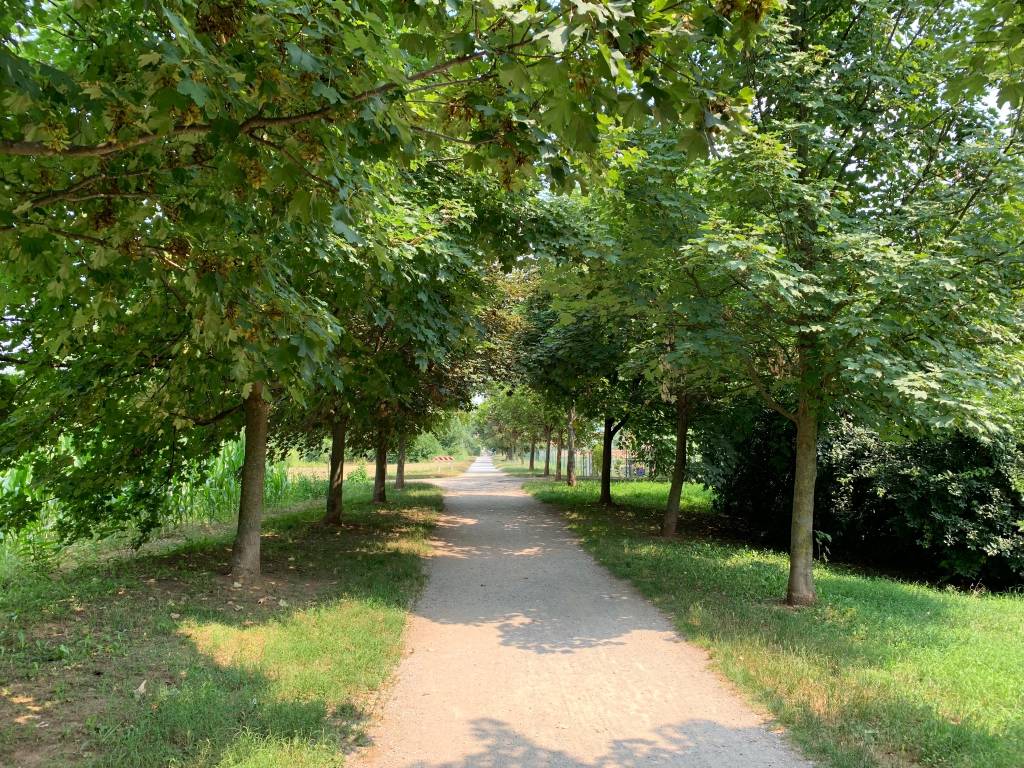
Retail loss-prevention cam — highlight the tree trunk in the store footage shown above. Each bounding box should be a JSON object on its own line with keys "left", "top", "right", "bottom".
{"left": 662, "top": 395, "right": 691, "bottom": 537}
{"left": 566, "top": 406, "right": 577, "bottom": 487}
{"left": 599, "top": 416, "right": 614, "bottom": 505}
{"left": 395, "top": 435, "right": 406, "bottom": 491}
{"left": 543, "top": 429, "right": 552, "bottom": 477}
{"left": 323, "top": 415, "right": 347, "bottom": 525}
{"left": 373, "top": 431, "right": 388, "bottom": 504}
{"left": 529, "top": 437, "right": 536, "bottom": 471}
{"left": 787, "top": 398, "right": 819, "bottom": 606}
{"left": 231, "top": 383, "right": 269, "bottom": 579}
{"left": 555, "top": 432, "right": 563, "bottom": 481}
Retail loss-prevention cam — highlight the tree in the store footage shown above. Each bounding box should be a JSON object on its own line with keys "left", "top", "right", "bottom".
{"left": 673, "top": 2, "right": 1024, "bottom": 604}
{"left": 0, "top": 0, "right": 775, "bottom": 565}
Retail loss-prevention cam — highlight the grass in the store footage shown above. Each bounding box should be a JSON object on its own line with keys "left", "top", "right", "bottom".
{"left": 288, "top": 458, "right": 473, "bottom": 482}
{"left": 521, "top": 477, "right": 1024, "bottom": 768}
{"left": 0, "top": 446, "right": 332, "bottom": 583}
{"left": 0, "top": 481, "right": 441, "bottom": 768}
{"left": 490, "top": 458, "right": 549, "bottom": 478}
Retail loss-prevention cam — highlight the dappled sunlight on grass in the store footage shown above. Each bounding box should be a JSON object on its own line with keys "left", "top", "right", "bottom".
{"left": 181, "top": 594, "right": 409, "bottom": 707}
{"left": 524, "top": 481, "right": 1024, "bottom": 768}
{"left": 0, "top": 482, "right": 441, "bottom": 768}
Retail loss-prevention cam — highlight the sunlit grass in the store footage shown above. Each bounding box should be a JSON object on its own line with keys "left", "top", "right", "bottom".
{"left": 288, "top": 458, "right": 473, "bottom": 481}
{"left": 0, "top": 482, "right": 440, "bottom": 767}
{"left": 522, "top": 479, "right": 1024, "bottom": 768}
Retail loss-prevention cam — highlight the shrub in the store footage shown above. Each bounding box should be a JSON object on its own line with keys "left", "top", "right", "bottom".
{"left": 709, "top": 411, "right": 1024, "bottom": 588}
{"left": 408, "top": 432, "right": 444, "bottom": 461}
{"left": 347, "top": 462, "right": 370, "bottom": 485}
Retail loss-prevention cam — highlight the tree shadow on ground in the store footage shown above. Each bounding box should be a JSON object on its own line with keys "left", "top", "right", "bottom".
{"left": 416, "top": 483, "right": 675, "bottom": 655}
{"left": 559, "top": 501, "right": 1023, "bottom": 768}
{"left": 0, "top": 485, "right": 439, "bottom": 768}
{"left": 401, "top": 717, "right": 810, "bottom": 768}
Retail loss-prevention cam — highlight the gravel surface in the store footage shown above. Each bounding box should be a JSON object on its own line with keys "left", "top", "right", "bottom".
{"left": 351, "top": 456, "right": 813, "bottom": 768}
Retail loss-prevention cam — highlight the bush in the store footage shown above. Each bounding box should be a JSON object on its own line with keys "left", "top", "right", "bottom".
{"left": 433, "top": 413, "right": 479, "bottom": 457}
{"left": 408, "top": 432, "right": 444, "bottom": 461}
{"left": 347, "top": 462, "right": 370, "bottom": 485}
{"left": 709, "top": 411, "right": 1024, "bottom": 589}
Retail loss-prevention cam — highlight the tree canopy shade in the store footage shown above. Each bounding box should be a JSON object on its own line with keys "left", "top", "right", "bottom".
{"left": 0, "top": 0, "right": 781, "bottom": 576}
{"left": 3, "top": 0, "right": 1024, "bottom": 603}
{"left": 473, "top": 2, "right": 1024, "bottom": 605}
{"left": 624, "top": 0, "right": 1024, "bottom": 604}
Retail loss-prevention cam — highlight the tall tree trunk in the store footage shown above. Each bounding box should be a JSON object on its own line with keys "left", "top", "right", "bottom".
{"left": 373, "top": 431, "right": 388, "bottom": 504}
{"left": 599, "top": 416, "right": 615, "bottom": 505}
{"left": 662, "top": 395, "right": 691, "bottom": 537}
{"left": 787, "top": 397, "right": 819, "bottom": 606}
{"left": 395, "top": 435, "right": 406, "bottom": 491}
{"left": 543, "top": 429, "right": 552, "bottom": 477}
{"left": 529, "top": 436, "right": 536, "bottom": 471}
{"left": 555, "top": 432, "right": 563, "bottom": 481}
{"left": 232, "top": 383, "right": 269, "bottom": 579}
{"left": 566, "top": 405, "right": 577, "bottom": 487}
{"left": 323, "top": 414, "right": 347, "bottom": 525}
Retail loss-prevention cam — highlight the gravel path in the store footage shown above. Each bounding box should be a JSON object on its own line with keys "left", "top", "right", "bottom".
{"left": 351, "top": 456, "right": 812, "bottom": 768}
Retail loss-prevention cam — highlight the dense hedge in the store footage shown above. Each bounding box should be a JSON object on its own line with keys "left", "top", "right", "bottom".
{"left": 707, "top": 410, "right": 1024, "bottom": 589}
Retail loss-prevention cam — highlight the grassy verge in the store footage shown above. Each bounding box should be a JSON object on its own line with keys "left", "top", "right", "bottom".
{"left": 490, "top": 458, "right": 549, "bottom": 478}
{"left": 288, "top": 459, "right": 473, "bottom": 482}
{"left": 521, "top": 478, "right": 1024, "bottom": 768}
{"left": 0, "top": 482, "right": 441, "bottom": 768}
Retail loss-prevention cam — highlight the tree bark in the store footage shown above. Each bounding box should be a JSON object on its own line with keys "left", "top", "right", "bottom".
{"left": 395, "top": 435, "right": 406, "bottom": 491}
{"left": 323, "top": 414, "right": 347, "bottom": 525}
{"left": 662, "top": 395, "right": 691, "bottom": 537}
{"left": 599, "top": 416, "right": 616, "bottom": 505}
{"left": 543, "top": 428, "right": 552, "bottom": 477}
{"left": 787, "top": 397, "right": 819, "bottom": 606}
{"left": 373, "top": 430, "right": 388, "bottom": 504}
{"left": 529, "top": 436, "right": 536, "bottom": 471}
{"left": 566, "top": 405, "right": 577, "bottom": 487}
{"left": 231, "top": 383, "right": 269, "bottom": 579}
{"left": 555, "top": 432, "right": 563, "bottom": 481}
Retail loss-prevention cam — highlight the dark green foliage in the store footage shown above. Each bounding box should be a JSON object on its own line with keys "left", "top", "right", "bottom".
{"left": 710, "top": 409, "right": 1024, "bottom": 588}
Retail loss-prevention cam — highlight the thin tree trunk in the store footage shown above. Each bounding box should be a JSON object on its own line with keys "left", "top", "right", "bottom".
{"left": 529, "top": 437, "right": 536, "bottom": 471}
{"left": 566, "top": 405, "right": 577, "bottom": 487}
{"left": 543, "top": 429, "right": 552, "bottom": 477}
{"left": 787, "top": 397, "right": 819, "bottom": 606}
{"left": 555, "top": 432, "right": 563, "bottom": 481}
{"left": 373, "top": 431, "right": 388, "bottom": 504}
{"left": 323, "top": 414, "right": 347, "bottom": 525}
{"left": 231, "top": 383, "right": 269, "bottom": 579}
{"left": 395, "top": 435, "right": 406, "bottom": 491}
{"left": 662, "top": 395, "right": 691, "bottom": 537}
{"left": 599, "top": 416, "right": 615, "bottom": 504}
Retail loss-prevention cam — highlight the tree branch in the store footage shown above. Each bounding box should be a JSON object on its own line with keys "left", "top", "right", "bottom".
{"left": 170, "top": 402, "right": 244, "bottom": 427}
{"left": 0, "top": 40, "right": 536, "bottom": 158}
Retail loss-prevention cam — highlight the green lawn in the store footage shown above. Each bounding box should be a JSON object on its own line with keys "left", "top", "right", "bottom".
{"left": 490, "top": 458, "right": 549, "bottom": 478}
{"left": 0, "top": 483, "right": 440, "bottom": 768}
{"left": 522, "top": 478, "right": 1024, "bottom": 768}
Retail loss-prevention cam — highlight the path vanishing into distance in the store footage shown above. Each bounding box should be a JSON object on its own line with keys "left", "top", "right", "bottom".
{"left": 351, "top": 456, "right": 813, "bottom": 768}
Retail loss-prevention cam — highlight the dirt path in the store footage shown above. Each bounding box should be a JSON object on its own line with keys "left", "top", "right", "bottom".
{"left": 351, "top": 457, "right": 812, "bottom": 768}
